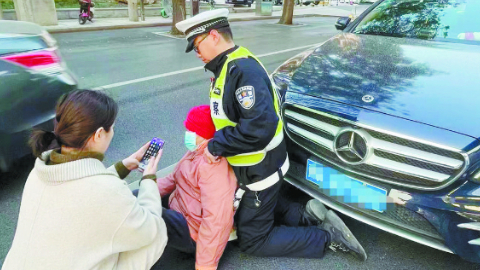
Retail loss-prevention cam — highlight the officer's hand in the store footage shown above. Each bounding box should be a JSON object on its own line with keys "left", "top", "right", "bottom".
{"left": 204, "top": 147, "right": 220, "bottom": 164}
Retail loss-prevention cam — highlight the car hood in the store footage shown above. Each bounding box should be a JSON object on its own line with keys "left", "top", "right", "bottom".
{"left": 287, "top": 33, "right": 480, "bottom": 140}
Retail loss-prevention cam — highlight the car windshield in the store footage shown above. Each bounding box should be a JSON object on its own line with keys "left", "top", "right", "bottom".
{"left": 0, "top": 36, "right": 47, "bottom": 56}
{"left": 352, "top": 0, "right": 480, "bottom": 44}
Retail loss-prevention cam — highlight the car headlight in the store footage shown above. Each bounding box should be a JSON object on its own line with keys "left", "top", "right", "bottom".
{"left": 270, "top": 73, "right": 289, "bottom": 104}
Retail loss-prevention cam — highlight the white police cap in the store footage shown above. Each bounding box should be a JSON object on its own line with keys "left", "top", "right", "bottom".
{"left": 175, "top": 8, "right": 230, "bottom": 53}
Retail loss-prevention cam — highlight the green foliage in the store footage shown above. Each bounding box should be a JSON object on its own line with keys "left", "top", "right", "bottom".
{"left": 55, "top": 0, "right": 123, "bottom": 8}
{"left": 55, "top": 0, "right": 84, "bottom": 8}
{"left": 353, "top": 0, "right": 450, "bottom": 40}
{"left": 1, "top": 0, "right": 15, "bottom": 9}
{"left": 1, "top": 0, "right": 125, "bottom": 9}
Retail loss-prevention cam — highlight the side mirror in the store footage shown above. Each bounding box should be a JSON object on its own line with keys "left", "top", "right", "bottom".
{"left": 335, "top": 17, "right": 351, "bottom": 30}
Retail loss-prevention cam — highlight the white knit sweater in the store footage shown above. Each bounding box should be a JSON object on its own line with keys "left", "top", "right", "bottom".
{"left": 2, "top": 150, "right": 168, "bottom": 270}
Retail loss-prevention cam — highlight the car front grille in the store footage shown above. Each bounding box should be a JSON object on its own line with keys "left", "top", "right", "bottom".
{"left": 283, "top": 104, "right": 468, "bottom": 190}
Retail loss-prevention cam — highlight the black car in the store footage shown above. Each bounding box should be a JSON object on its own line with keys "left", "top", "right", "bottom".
{"left": 225, "top": 0, "right": 254, "bottom": 7}
{"left": 0, "top": 21, "right": 77, "bottom": 171}
{"left": 271, "top": 0, "right": 480, "bottom": 264}
{"left": 302, "top": 0, "right": 320, "bottom": 5}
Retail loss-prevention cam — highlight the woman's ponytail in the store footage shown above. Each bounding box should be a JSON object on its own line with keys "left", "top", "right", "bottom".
{"left": 28, "top": 89, "right": 118, "bottom": 159}
{"left": 29, "top": 130, "right": 59, "bottom": 159}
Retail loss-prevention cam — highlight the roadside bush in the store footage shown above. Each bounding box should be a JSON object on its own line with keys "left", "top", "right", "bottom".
{"left": 2, "top": 0, "right": 15, "bottom": 9}
{"left": 55, "top": 0, "right": 123, "bottom": 8}
{"left": 1, "top": 0, "right": 126, "bottom": 9}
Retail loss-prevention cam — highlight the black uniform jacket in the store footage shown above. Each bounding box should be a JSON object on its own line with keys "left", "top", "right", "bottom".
{"left": 206, "top": 46, "right": 287, "bottom": 188}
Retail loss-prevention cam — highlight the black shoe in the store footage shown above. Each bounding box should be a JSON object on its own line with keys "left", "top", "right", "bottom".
{"left": 304, "top": 199, "right": 328, "bottom": 224}
{"left": 320, "top": 210, "right": 367, "bottom": 261}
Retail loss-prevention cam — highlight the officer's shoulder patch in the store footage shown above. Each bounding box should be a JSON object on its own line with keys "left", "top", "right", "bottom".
{"left": 235, "top": 86, "right": 255, "bottom": 110}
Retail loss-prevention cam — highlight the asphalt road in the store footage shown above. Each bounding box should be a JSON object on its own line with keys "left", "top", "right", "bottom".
{"left": 1, "top": 17, "right": 479, "bottom": 270}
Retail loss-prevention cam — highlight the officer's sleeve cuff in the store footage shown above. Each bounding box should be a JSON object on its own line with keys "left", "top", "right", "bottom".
{"left": 208, "top": 140, "right": 222, "bottom": 157}
{"left": 114, "top": 161, "right": 131, "bottom": 179}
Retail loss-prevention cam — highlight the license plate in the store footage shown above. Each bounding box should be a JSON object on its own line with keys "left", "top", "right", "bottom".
{"left": 306, "top": 159, "right": 388, "bottom": 212}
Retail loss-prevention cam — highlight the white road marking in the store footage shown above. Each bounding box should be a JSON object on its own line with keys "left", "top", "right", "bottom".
{"left": 93, "top": 43, "right": 320, "bottom": 90}
{"left": 93, "top": 66, "right": 203, "bottom": 90}
{"left": 151, "top": 32, "right": 185, "bottom": 40}
{"left": 255, "top": 44, "right": 317, "bottom": 58}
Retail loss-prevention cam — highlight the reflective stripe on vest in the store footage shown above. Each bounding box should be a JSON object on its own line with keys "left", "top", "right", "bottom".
{"left": 210, "top": 46, "right": 284, "bottom": 167}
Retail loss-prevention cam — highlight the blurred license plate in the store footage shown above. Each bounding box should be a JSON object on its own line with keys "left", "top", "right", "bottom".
{"left": 306, "top": 159, "right": 388, "bottom": 212}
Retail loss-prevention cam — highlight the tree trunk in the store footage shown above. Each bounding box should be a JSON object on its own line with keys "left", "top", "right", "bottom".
{"left": 13, "top": 0, "right": 58, "bottom": 26}
{"left": 278, "top": 0, "right": 294, "bottom": 25}
{"left": 255, "top": 0, "right": 261, "bottom": 15}
{"left": 128, "top": 0, "right": 139, "bottom": 22}
{"left": 170, "top": 0, "right": 186, "bottom": 35}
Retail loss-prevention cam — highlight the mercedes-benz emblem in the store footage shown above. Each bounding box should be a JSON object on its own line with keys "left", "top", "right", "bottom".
{"left": 362, "top": 95, "right": 374, "bottom": 103}
{"left": 334, "top": 129, "right": 369, "bottom": 165}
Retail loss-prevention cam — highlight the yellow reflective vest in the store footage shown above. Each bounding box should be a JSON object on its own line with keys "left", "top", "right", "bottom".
{"left": 209, "top": 46, "right": 284, "bottom": 167}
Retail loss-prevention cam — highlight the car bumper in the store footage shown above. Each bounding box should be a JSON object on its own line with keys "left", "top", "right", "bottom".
{"left": 0, "top": 67, "right": 77, "bottom": 171}
{"left": 225, "top": 0, "right": 253, "bottom": 4}
{"left": 285, "top": 140, "right": 480, "bottom": 263}
{"left": 0, "top": 118, "right": 54, "bottom": 171}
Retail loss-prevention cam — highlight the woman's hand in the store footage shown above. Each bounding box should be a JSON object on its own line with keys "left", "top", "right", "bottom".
{"left": 122, "top": 142, "right": 150, "bottom": 171}
{"left": 143, "top": 149, "right": 163, "bottom": 176}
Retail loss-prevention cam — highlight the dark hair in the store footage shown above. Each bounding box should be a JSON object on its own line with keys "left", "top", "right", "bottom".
{"left": 29, "top": 89, "right": 118, "bottom": 158}
{"left": 216, "top": 26, "right": 233, "bottom": 42}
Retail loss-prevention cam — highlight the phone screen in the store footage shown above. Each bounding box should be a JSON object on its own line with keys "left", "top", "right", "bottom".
{"left": 138, "top": 137, "right": 165, "bottom": 172}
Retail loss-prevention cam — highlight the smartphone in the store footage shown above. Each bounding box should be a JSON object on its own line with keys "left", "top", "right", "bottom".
{"left": 138, "top": 137, "right": 165, "bottom": 172}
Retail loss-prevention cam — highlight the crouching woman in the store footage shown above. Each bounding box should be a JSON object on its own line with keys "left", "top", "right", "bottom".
{"left": 2, "top": 90, "right": 167, "bottom": 270}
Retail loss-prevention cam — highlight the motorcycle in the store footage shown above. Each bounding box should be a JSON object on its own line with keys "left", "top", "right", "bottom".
{"left": 79, "top": 0, "right": 95, "bottom": 25}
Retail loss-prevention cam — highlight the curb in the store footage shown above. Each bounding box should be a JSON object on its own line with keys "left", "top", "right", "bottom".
{"left": 46, "top": 22, "right": 172, "bottom": 34}
{"left": 230, "top": 13, "right": 341, "bottom": 22}
{"left": 46, "top": 13, "right": 341, "bottom": 34}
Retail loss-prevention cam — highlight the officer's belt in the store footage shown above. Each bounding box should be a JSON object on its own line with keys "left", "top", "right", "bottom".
{"left": 245, "top": 156, "right": 290, "bottom": 192}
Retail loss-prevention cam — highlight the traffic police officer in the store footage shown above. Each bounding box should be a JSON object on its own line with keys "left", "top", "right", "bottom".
{"left": 175, "top": 9, "right": 367, "bottom": 260}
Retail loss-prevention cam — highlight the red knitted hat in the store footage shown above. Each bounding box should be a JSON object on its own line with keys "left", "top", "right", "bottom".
{"left": 184, "top": 105, "right": 216, "bottom": 139}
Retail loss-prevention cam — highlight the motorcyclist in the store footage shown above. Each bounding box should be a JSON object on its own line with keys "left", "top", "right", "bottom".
{"left": 79, "top": 0, "right": 94, "bottom": 20}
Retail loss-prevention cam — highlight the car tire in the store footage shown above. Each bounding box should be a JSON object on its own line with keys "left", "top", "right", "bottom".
{"left": 79, "top": 14, "right": 87, "bottom": 25}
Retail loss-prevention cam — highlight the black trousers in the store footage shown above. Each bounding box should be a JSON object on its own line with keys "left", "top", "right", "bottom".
{"left": 79, "top": 3, "right": 89, "bottom": 13}
{"left": 133, "top": 189, "right": 196, "bottom": 254}
{"left": 235, "top": 177, "right": 330, "bottom": 258}
{"left": 162, "top": 207, "right": 196, "bottom": 254}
